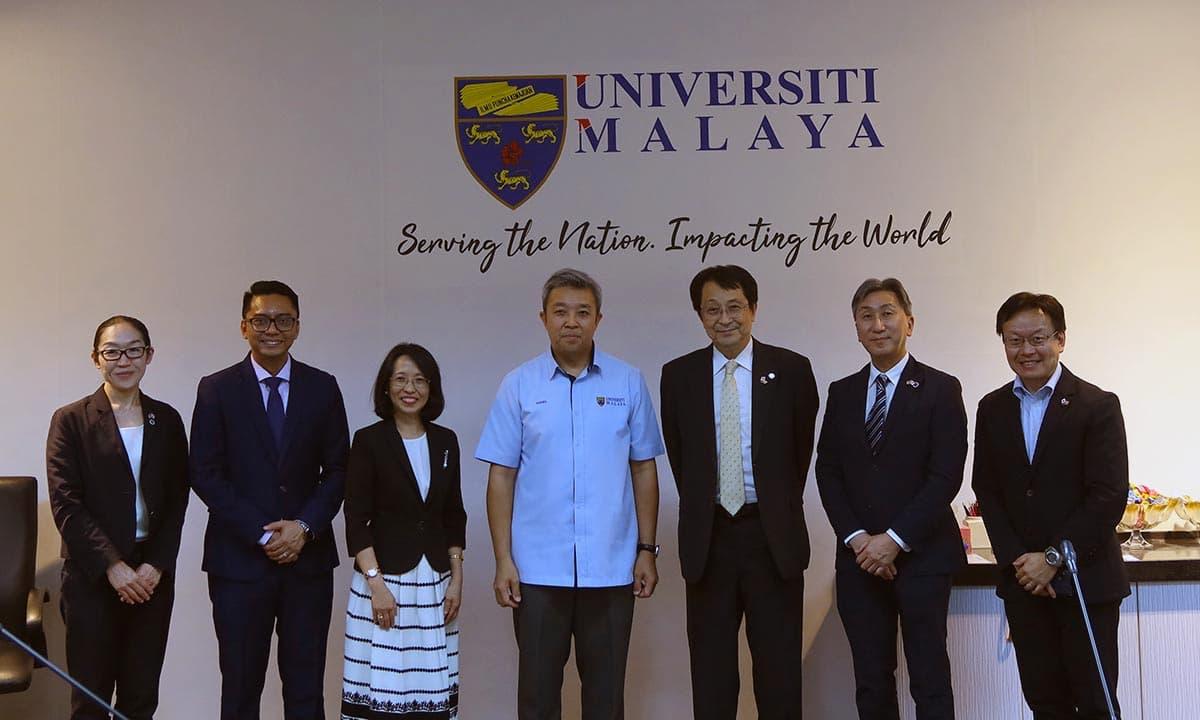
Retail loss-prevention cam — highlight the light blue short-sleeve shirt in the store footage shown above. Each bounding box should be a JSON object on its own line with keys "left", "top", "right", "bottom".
{"left": 475, "top": 346, "right": 664, "bottom": 588}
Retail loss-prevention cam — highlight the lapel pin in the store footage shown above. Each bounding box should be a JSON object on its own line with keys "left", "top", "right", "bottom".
{"left": 906, "top": 380, "right": 920, "bottom": 389}
{"left": 759, "top": 376, "right": 768, "bottom": 384}
{"left": 442, "top": 449, "right": 449, "bottom": 469}
{"left": 147, "top": 412, "right": 157, "bottom": 426}
{"left": 1061, "top": 398, "right": 1070, "bottom": 406}
{"left": 759, "top": 372, "right": 776, "bottom": 385}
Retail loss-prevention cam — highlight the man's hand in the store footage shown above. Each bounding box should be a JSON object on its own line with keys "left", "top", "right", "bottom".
{"left": 107, "top": 561, "right": 153, "bottom": 604}
{"left": 1013, "top": 552, "right": 1058, "bottom": 598}
{"left": 134, "top": 563, "right": 162, "bottom": 595}
{"left": 263, "top": 519, "right": 307, "bottom": 564}
{"left": 633, "top": 552, "right": 658, "bottom": 598}
{"left": 493, "top": 557, "right": 522, "bottom": 608}
{"left": 856, "top": 533, "right": 900, "bottom": 580}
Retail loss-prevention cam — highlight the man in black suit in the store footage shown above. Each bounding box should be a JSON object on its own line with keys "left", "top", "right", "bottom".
{"left": 815, "top": 278, "right": 967, "bottom": 720}
{"left": 972, "top": 292, "right": 1129, "bottom": 719}
{"left": 660, "top": 265, "right": 818, "bottom": 719}
{"left": 190, "top": 280, "right": 349, "bottom": 720}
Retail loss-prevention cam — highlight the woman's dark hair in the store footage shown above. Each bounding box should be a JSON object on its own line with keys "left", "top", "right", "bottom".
{"left": 372, "top": 343, "right": 445, "bottom": 422}
{"left": 995, "top": 292, "right": 1066, "bottom": 335}
{"left": 92, "top": 315, "right": 151, "bottom": 353}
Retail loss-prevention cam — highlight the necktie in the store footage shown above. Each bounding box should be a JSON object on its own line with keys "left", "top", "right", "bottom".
{"left": 263, "top": 376, "right": 286, "bottom": 448}
{"left": 865, "top": 374, "right": 890, "bottom": 453}
{"left": 718, "top": 359, "right": 745, "bottom": 515}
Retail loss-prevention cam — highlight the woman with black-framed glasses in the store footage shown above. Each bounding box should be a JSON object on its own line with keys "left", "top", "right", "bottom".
{"left": 45, "top": 315, "right": 189, "bottom": 720}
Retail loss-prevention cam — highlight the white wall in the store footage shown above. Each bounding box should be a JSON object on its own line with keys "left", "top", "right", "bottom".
{"left": 2, "top": 1, "right": 1198, "bottom": 717}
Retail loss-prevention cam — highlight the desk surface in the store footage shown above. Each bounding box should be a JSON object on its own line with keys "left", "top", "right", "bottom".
{"left": 955, "top": 536, "right": 1200, "bottom": 586}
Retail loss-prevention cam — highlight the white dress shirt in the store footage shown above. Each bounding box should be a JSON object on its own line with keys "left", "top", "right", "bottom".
{"left": 118, "top": 424, "right": 150, "bottom": 541}
{"left": 712, "top": 342, "right": 757, "bottom": 504}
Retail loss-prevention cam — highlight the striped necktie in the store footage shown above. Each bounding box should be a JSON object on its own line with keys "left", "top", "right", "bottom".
{"left": 865, "top": 374, "right": 889, "bottom": 453}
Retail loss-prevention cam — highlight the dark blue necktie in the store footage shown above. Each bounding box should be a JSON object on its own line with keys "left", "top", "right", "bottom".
{"left": 865, "top": 374, "right": 890, "bottom": 453}
{"left": 262, "top": 376, "right": 286, "bottom": 447}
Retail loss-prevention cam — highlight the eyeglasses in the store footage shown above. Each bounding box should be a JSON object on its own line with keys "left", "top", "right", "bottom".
{"left": 702, "top": 303, "right": 748, "bottom": 321}
{"left": 97, "top": 346, "right": 149, "bottom": 362}
{"left": 1003, "top": 333, "right": 1058, "bottom": 350}
{"left": 245, "top": 314, "right": 297, "bottom": 332}
{"left": 390, "top": 376, "right": 429, "bottom": 392}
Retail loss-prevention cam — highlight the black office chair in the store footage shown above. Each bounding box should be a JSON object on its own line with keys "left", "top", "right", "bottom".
{"left": 0, "top": 476, "right": 48, "bottom": 693}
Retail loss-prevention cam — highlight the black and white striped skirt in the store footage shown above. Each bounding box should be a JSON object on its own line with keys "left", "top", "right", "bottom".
{"left": 341, "top": 557, "right": 460, "bottom": 719}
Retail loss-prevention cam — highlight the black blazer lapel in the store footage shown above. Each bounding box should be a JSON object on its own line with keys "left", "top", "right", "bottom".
{"left": 85, "top": 387, "right": 136, "bottom": 495}
{"left": 750, "top": 340, "right": 775, "bottom": 463}
{"left": 137, "top": 393, "right": 167, "bottom": 513}
{"left": 1032, "top": 366, "right": 1076, "bottom": 468}
{"left": 279, "top": 361, "right": 308, "bottom": 461}
{"left": 425, "top": 425, "right": 451, "bottom": 507}
{"left": 238, "top": 356, "right": 280, "bottom": 464}
{"left": 997, "top": 385, "right": 1029, "bottom": 467}
{"left": 690, "top": 348, "right": 719, "bottom": 474}
{"left": 876, "top": 358, "right": 925, "bottom": 454}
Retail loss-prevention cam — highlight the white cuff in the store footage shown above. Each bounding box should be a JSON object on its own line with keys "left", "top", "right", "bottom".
{"left": 886, "top": 529, "right": 911, "bottom": 552}
{"left": 844, "top": 529, "right": 867, "bottom": 547}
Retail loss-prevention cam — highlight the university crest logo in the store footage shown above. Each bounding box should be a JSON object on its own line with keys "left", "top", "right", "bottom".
{"left": 455, "top": 75, "right": 566, "bottom": 210}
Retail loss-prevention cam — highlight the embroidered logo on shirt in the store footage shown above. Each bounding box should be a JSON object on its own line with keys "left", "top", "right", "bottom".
{"left": 596, "top": 396, "right": 626, "bottom": 407}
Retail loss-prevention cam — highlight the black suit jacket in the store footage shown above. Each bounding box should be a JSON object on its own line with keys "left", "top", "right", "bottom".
{"left": 971, "top": 365, "right": 1130, "bottom": 602}
{"left": 661, "top": 339, "right": 819, "bottom": 582}
{"left": 343, "top": 420, "right": 467, "bottom": 574}
{"left": 815, "top": 357, "right": 968, "bottom": 576}
{"left": 46, "top": 387, "right": 190, "bottom": 581}
{"left": 189, "top": 355, "right": 349, "bottom": 581}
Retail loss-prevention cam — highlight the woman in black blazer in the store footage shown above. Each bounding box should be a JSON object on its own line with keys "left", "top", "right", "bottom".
{"left": 45, "top": 315, "right": 189, "bottom": 720}
{"left": 341, "top": 342, "right": 467, "bottom": 720}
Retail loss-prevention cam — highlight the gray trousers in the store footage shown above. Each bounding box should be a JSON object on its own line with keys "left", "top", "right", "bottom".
{"left": 513, "top": 583, "right": 635, "bottom": 720}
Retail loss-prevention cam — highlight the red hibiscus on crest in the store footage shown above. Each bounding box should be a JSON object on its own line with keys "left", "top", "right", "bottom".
{"left": 500, "top": 140, "right": 524, "bottom": 166}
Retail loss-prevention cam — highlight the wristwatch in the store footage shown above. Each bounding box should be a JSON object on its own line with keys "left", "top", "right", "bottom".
{"left": 637, "top": 543, "right": 660, "bottom": 557}
{"left": 364, "top": 566, "right": 381, "bottom": 579}
{"left": 1043, "top": 546, "right": 1063, "bottom": 568}
{"left": 296, "top": 519, "right": 315, "bottom": 542}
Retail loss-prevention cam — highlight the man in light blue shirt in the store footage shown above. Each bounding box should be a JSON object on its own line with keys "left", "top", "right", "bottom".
{"left": 477, "top": 268, "right": 663, "bottom": 720}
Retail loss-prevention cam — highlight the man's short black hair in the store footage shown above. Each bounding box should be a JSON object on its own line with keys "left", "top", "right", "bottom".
{"left": 688, "top": 265, "right": 759, "bottom": 313}
{"left": 851, "top": 278, "right": 913, "bottom": 317}
{"left": 242, "top": 280, "right": 299, "bottom": 317}
{"left": 995, "top": 292, "right": 1066, "bottom": 335}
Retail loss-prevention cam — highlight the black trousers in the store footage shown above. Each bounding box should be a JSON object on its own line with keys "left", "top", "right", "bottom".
{"left": 60, "top": 556, "right": 175, "bottom": 720}
{"left": 512, "top": 583, "right": 635, "bottom": 720}
{"left": 685, "top": 507, "right": 805, "bottom": 720}
{"left": 208, "top": 569, "right": 334, "bottom": 720}
{"left": 1004, "top": 592, "right": 1122, "bottom": 720}
{"left": 836, "top": 566, "right": 954, "bottom": 720}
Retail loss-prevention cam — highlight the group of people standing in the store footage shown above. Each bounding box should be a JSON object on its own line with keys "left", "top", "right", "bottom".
{"left": 43, "top": 267, "right": 1128, "bottom": 720}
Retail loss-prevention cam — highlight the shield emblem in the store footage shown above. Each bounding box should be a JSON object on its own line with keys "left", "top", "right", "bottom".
{"left": 455, "top": 75, "right": 567, "bottom": 210}
{"left": 595, "top": 396, "right": 606, "bottom": 407}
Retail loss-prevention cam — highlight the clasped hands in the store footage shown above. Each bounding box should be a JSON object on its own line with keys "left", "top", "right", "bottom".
{"left": 850, "top": 533, "right": 900, "bottom": 580}
{"left": 1013, "top": 552, "right": 1058, "bottom": 598}
{"left": 263, "top": 519, "right": 307, "bottom": 564}
{"left": 106, "top": 561, "right": 162, "bottom": 604}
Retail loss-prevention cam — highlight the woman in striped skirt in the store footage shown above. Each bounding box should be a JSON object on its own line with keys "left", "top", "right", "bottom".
{"left": 342, "top": 343, "right": 466, "bottom": 719}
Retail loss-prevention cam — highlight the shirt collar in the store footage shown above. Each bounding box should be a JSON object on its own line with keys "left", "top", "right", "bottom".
{"left": 712, "top": 340, "right": 754, "bottom": 376}
{"left": 1013, "top": 362, "right": 1062, "bottom": 398}
{"left": 868, "top": 353, "right": 909, "bottom": 388}
{"left": 544, "top": 345, "right": 601, "bottom": 380}
{"left": 251, "top": 355, "right": 292, "bottom": 383}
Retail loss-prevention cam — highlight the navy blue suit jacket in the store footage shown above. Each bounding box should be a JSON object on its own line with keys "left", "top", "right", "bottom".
{"left": 189, "top": 355, "right": 349, "bottom": 581}
{"left": 816, "top": 357, "right": 968, "bottom": 576}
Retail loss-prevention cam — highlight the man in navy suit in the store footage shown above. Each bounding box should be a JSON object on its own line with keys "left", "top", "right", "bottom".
{"left": 815, "top": 278, "right": 967, "bottom": 720}
{"left": 190, "top": 280, "right": 349, "bottom": 720}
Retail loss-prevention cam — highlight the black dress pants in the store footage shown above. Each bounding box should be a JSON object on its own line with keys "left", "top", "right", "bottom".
{"left": 208, "top": 569, "right": 334, "bottom": 720}
{"left": 60, "top": 557, "right": 175, "bottom": 720}
{"left": 1004, "top": 591, "right": 1122, "bottom": 719}
{"left": 835, "top": 566, "right": 955, "bottom": 720}
{"left": 512, "top": 583, "right": 635, "bottom": 720}
{"left": 685, "top": 506, "right": 805, "bottom": 720}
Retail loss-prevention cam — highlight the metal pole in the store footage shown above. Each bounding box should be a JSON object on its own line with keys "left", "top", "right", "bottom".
{"left": 0, "top": 623, "right": 130, "bottom": 720}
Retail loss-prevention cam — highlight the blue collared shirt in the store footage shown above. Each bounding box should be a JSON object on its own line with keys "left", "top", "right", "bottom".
{"left": 712, "top": 342, "right": 756, "bottom": 503}
{"left": 475, "top": 346, "right": 664, "bottom": 588}
{"left": 1013, "top": 362, "right": 1063, "bottom": 462}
